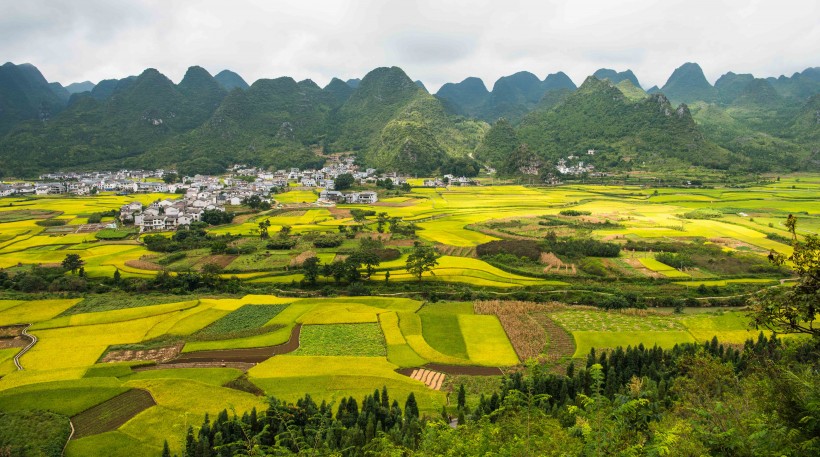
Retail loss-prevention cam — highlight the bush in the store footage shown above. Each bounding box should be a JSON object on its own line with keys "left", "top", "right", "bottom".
{"left": 313, "top": 234, "right": 344, "bottom": 248}
{"left": 544, "top": 238, "right": 620, "bottom": 258}
{"left": 373, "top": 248, "right": 401, "bottom": 261}
{"left": 157, "top": 252, "right": 186, "bottom": 265}
{"left": 267, "top": 238, "right": 297, "bottom": 250}
{"left": 656, "top": 252, "right": 695, "bottom": 268}
{"left": 476, "top": 240, "right": 541, "bottom": 261}
{"left": 559, "top": 209, "right": 591, "bottom": 216}
{"left": 578, "top": 258, "right": 608, "bottom": 276}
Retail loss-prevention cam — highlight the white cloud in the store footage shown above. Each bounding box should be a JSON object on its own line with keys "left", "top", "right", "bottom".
{"left": 1, "top": 0, "right": 817, "bottom": 92}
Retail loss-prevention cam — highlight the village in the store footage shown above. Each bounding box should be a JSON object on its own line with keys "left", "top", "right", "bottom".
{"left": 1, "top": 155, "right": 482, "bottom": 233}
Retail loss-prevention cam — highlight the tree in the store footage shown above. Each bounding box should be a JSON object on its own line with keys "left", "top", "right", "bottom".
{"left": 113, "top": 269, "right": 121, "bottom": 283}
{"left": 376, "top": 212, "right": 389, "bottom": 233}
{"left": 335, "top": 173, "right": 355, "bottom": 191}
{"left": 303, "top": 256, "right": 320, "bottom": 285}
{"left": 162, "top": 173, "right": 178, "bottom": 184}
{"left": 61, "top": 253, "right": 83, "bottom": 274}
{"left": 161, "top": 440, "right": 171, "bottom": 457}
{"left": 258, "top": 219, "right": 271, "bottom": 239}
{"left": 279, "top": 225, "right": 291, "bottom": 237}
{"left": 457, "top": 384, "right": 466, "bottom": 410}
{"left": 785, "top": 213, "right": 797, "bottom": 241}
{"left": 406, "top": 242, "right": 440, "bottom": 281}
{"left": 244, "top": 195, "right": 262, "bottom": 209}
{"left": 749, "top": 216, "right": 819, "bottom": 338}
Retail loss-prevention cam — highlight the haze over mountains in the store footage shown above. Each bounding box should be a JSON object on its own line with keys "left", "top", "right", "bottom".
{"left": 0, "top": 60, "right": 818, "bottom": 177}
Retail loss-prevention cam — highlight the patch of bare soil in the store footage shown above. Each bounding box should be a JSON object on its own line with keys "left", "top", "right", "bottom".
{"left": 387, "top": 239, "right": 415, "bottom": 247}
{"left": 540, "top": 252, "right": 576, "bottom": 275}
{"left": 327, "top": 207, "right": 352, "bottom": 219}
{"left": 0, "top": 325, "right": 28, "bottom": 349}
{"left": 125, "top": 259, "right": 164, "bottom": 271}
{"left": 194, "top": 255, "right": 238, "bottom": 269}
{"left": 100, "top": 343, "right": 183, "bottom": 363}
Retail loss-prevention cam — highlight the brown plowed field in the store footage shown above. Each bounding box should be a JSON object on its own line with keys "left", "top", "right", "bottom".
{"left": 71, "top": 389, "right": 156, "bottom": 439}
{"left": 397, "top": 364, "right": 503, "bottom": 377}
{"left": 170, "top": 324, "right": 301, "bottom": 364}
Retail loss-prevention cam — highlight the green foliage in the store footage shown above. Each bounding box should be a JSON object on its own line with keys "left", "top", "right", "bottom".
{"left": 94, "top": 228, "right": 135, "bottom": 240}
{"left": 295, "top": 323, "right": 385, "bottom": 356}
{"left": 0, "top": 410, "right": 71, "bottom": 457}
{"left": 196, "top": 304, "right": 287, "bottom": 338}
{"left": 516, "top": 76, "right": 738, "bottom": 171}
{"left": 334, "top": 173, "right": 355, "bottom": 190}
{"left": 406, "top": 242, "right": 440, "bottom": 281}
{"left": 750, "top": 229, "right": 820, "bottom": 337}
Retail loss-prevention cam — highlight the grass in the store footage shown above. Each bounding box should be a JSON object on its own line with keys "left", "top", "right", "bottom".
{"left": 61, "top": 294, "right": 198, "bottom": 315}
{"left": 247, "top": 355, "right": 445, "bottom": 413}
{"left": 458, "top": 315, "right": 520, "bottom": 366}
{"left": 572, "top": 331, "right": 695, "bottom": 358}
{"left": 67, "top": 431, "right": 160, "bottom": 457}
{"left": 295, "top": 324, "right": 386, "bottom": 356}
{"left": 122, "top": 368, "right": 244, "bottom": 387}
{"left": 0, "top": 378, "right": 129, "bottom": 416}
{"left": 419, "top": 314, "right": 468, "bottom": 358}
{"left": 0, "top": 299, "right": 82, "bottom": 326}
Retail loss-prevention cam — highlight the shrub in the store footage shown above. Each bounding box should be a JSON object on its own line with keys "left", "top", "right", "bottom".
{"left": 559, "top": 209, "right": 591, "bottom": 216}
{"left": 267, "top": 238, "right": 297, "bottom": 250}
{"left": 476, "top": 240, "right": 541, "bottom": 261}
{"left": 544, "top": 238, "right": 620, "bottom": 258}
{"left": 656, "top": 252, "right": 695, "bottom": 268}
{"left": 313, "top": 234, "right": 344, "bottom": 248}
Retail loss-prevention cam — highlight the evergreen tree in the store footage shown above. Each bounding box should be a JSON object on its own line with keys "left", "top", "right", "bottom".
{"left": 404, "top": 393, "right": 419, "bottom": 420}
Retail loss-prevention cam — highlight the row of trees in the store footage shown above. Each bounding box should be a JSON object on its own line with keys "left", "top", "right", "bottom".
{"left": 300, "top": 241, "right": 440, "bottom": 285}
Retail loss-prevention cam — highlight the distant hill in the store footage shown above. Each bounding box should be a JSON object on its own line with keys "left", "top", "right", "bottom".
{"left": 0, "top": 62, "right": 817, "bottom": 176}
{"left": 65, "top": 81, "right": 95, "bottom": 94}
{"left": 0, "top": 62, "right": 66, "bottom": 134}
{"left": 435, "top": 77, "right": 490, "bottom": 116}
{"left": 593, "top": 68, "right": 641, "bottom": 88}
{"left": 660, "top": 62, "right": 717, "bottom": 104}
{"left": 214, "top": 70, "right": 249, "bottom": 91}
{"left": 513, "top": 76, "right": 738, "bottom": 171}
{"left": 436, "top": 71, "right": 577, "bottom": 123}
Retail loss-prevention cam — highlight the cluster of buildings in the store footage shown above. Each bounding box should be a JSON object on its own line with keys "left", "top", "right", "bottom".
{"left": 556, "top": 153, "right": 596, "bottom": 175}
{"left": 317, "top": 190, "right": 379, "bottom": 204}
{"left": 120, "top": 189, "right": 231, "bottom": 232}
{"left": 422, "top": 175, "right": 476, "bottom": 187}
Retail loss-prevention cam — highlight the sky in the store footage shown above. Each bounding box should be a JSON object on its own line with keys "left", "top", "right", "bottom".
{"left": 2, "top": 0, "right": 818, "bottom": 93}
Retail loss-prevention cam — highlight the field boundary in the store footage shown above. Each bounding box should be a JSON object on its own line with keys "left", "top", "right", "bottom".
{"left": 169, "top": 323, "right": 302, "bottom": 365}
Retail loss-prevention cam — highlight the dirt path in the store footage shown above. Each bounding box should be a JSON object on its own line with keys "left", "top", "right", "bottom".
{"left": 13, "top": 324, "right": 37, "bottom": 370}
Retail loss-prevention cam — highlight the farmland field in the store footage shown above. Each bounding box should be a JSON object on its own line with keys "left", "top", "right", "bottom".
{"left": 0, "top": 176, "right": 818, "bottom": 455}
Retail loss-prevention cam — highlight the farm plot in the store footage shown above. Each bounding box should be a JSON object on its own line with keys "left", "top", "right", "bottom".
{"left": 458, "top": 315, "right": 520, "bottom": 366}
{"left": 638, "top": 258, "right": 691, "bottom": 278}
{"left": 195, "top": 304, "right": 288, "bottom": 339}
{"left": 294, "top": 324, "right": 385, "bottom": 356}
{"left": 247, "top": 355, "right": 446, "bottom": 413}
{"left": 71, "top": 388, "right": 156, "bottom": 439}
{"left": 474, "top": 300, "right": 547, "bottom": 362}
{"left": 551, "top": 309, "right": 695, "bottom": 357}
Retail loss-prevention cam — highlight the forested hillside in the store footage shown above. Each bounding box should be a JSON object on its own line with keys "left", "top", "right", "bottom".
{"left": 0, "top": 61, "right": 818, "bottom": 177}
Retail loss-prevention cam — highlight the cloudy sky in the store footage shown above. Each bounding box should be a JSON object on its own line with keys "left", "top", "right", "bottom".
{"left": 2, "top": 0, "right": 818, "bottom": 92}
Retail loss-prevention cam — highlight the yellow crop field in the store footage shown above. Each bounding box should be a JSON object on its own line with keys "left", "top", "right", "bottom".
{"left": 0, "top": 299, "right": 81, "bottom": 326}
{"left": 458, "top": 315, "right": 520, "bottom": 366}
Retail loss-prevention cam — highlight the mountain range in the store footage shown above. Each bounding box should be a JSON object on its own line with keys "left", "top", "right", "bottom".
{"left": 0, "top": 61, "right": 817, "bottom": 177}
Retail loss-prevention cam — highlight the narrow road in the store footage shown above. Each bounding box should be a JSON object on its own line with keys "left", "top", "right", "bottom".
{"left": 14, "top": 324, "right": 37, "bottom": 370}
